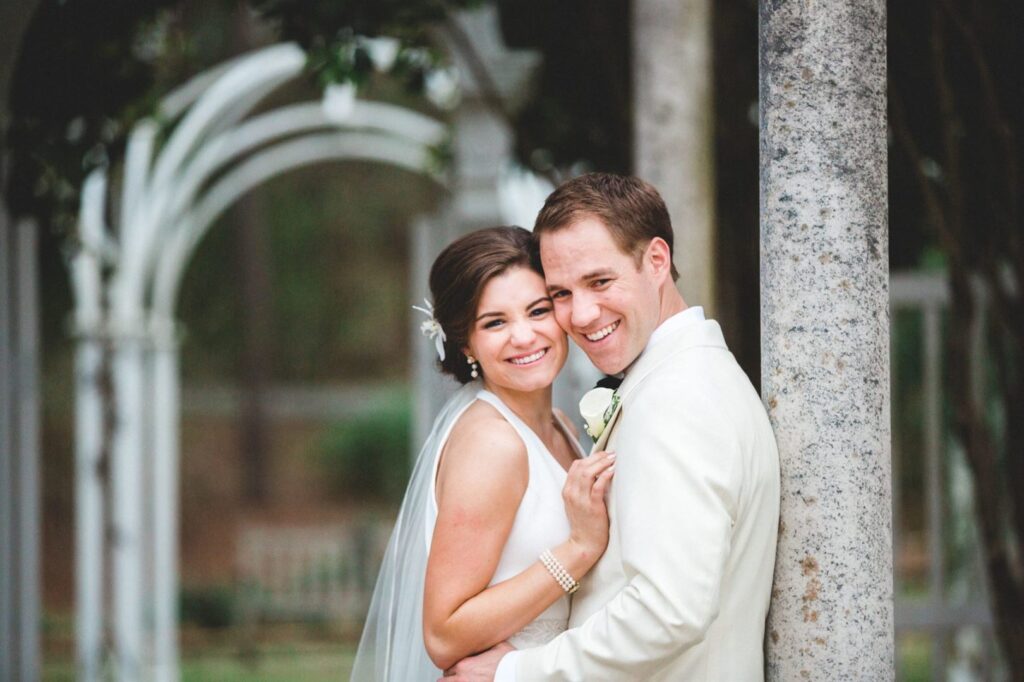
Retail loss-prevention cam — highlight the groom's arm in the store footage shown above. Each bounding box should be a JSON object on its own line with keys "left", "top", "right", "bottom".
{"left": 504, "top": 372, "right": 740, "bottom": 681}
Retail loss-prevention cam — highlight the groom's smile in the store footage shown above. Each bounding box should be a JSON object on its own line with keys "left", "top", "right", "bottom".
{"left": 584, "top": 320, "right": 620, "bottom": 342}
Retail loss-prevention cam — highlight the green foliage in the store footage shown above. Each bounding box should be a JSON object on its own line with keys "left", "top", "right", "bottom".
{"left": 7, "top": 0, "right": 178, "bottom": 226}
{"left": 253, "top": 0, "right": 481, "bottom": 48}
{"left": 254, "top": 0, "right": 480, "bottom": 94}
{"left": 179, "top": 584, "right": 237, "bottom": 629}
{"left": 918, "top": 246, "right": 948, "bottom": 272}
{"left": 44, "top": 643, "right": 358, "bottom": 682}
{"left": 496, "top": 0, "right": 632, "bottom": 174}
{"left": 177, "top": 162, "right": 440, "bottom": 383}
{"left": 305, "top": 33, "right": 446, "bottom": 95}
{"left": 7, "top": 0, "right": 475, "bottom": 232}
{"left": 315, "top": 397, "right": 412, "bottom": 504}
{"left": 308, "top": 36, "right": 379, "bottom": 89}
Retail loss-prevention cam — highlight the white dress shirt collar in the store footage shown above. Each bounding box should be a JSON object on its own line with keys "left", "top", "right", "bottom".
{"left": 646, "top": 306, "right": 706, "bottom": 351}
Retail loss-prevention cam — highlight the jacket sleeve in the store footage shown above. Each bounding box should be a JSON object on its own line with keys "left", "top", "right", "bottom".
{"left": 516, "top": 372, "right": 741, "bottom": 681}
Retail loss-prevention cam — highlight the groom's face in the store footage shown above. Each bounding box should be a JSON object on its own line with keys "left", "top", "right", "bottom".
{"left": 540, "top": 217, "right": 664, "bottom": 375}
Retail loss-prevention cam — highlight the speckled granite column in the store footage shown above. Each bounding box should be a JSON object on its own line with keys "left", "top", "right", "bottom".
{"left": 760, "top": 1, "right": 893, "bottom": 679}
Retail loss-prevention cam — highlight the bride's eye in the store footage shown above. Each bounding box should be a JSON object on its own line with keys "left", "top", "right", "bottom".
{"left": 484, "top": 318, "right": 505, "bottom": 329}
{"left": 530, "top": 306, "right": 551, "bottom": 317}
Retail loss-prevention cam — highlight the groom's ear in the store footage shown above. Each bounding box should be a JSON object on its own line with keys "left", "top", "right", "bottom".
{"left": 645, "top": 237, "right": 673, "bottom": 284}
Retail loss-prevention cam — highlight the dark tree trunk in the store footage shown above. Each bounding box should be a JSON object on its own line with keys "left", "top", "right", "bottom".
{"left": 947, "top": 273, "right": 1024, "bottom": 681}
{"left": 233, "top": 4, "right": 273, "bottom": 504}
{"left": 892, "top": 0, "right": 1024, "bottom": 675}
{"left": 234, "top": 193, "right": 274, "bottom": 504}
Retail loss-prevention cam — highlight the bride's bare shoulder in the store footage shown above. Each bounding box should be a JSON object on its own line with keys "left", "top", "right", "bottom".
{"left": 435, "top": 400, "right": 527, "bottom": 495}
{"left": 445, "top": 400, "right": 524, "bottom": 462}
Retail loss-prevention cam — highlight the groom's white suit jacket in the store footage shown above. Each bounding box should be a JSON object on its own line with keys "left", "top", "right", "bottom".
{"left": 506, "top": 314, "right": 780, "bottom": 681}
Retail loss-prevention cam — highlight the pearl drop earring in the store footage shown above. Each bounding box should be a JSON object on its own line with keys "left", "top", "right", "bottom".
{"left": 467, "top": 355, "right": 480, "bottom": 379}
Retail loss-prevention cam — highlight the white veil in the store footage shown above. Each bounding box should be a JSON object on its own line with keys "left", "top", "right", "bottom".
{"left": 350, "top": 381, "right": 481, "bottom": 681}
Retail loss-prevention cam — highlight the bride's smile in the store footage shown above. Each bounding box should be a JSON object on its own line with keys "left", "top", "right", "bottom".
{"left": 506, "top": 347, "right": 548, "bottom": 365}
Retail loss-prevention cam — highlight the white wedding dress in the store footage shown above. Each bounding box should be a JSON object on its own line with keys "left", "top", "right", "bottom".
{"left": 427, "top": 389, "right": 584, "bottom": 648}
{"left": 351, "top": 383, "right": 585, "bottom": 680}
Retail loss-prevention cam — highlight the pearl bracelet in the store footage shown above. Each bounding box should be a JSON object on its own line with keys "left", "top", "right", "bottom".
{"left": 540, "top": 549, "right": 580, "bottom": 594}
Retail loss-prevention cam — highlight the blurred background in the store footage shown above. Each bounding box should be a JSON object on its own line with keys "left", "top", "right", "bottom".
{"left": 0, "top": 0, "right": 1020, "bottom": 680}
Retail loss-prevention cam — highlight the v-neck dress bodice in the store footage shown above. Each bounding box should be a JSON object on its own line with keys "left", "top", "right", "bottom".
{"left": 426, "top": 389, "right": 586, "bottom": 649}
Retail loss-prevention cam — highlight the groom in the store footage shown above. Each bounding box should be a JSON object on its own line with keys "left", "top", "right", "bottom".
{"left": 444, "top": 173, "right": 780, "bottom": 681}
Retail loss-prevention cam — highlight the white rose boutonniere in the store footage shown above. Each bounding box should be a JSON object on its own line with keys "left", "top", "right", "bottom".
{"left": 579, "top": 387, "right": 620, "bottom": 443}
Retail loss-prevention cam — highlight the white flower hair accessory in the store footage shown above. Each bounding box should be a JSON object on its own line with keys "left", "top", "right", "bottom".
{"left": 412, "top": 299, "right": 447, "bottom": 361}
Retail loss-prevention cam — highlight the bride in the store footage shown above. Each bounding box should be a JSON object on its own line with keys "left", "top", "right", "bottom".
{"left": 351, "top": 226, "right": 615, "bottom": 680}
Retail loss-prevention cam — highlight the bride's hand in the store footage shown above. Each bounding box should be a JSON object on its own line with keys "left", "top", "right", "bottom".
{"left": 562, "top": 451, "right": 616, "bottom": 560}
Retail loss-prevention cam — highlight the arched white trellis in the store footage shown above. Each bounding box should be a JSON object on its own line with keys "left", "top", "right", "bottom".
{"left": 70, "top": 42, "right": 449, "bottom": 682}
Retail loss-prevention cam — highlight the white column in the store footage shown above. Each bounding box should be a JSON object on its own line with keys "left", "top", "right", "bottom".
{"left": 633, "top": 0, "right": 716, "bottom": 311}
{"left": 15, "top": 219, "right": 42, "bottom": 682}
{"left": 73, "top": 337, "right": 105, "bottom": 681}
{"left": 71, "top": 173, "right": 108, "bottom": 675}
{"left": 110, "top": 332, "right": 147, "bottom": 680}
{"left": 0, "top": 218, "right": 44, "bottom": 681}
{"left": 72, "top": 174, "right": 108, "bottom": 682}
{"left": 0, "top": 203, "right": 14, "bottom": 680}
{"left": 149, "top": 324, "right": 181, "bottom": 682}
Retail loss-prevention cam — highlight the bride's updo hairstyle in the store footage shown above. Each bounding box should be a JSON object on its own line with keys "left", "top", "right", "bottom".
{"left": 429, "top": 226, "right": 540, "bottom": 384}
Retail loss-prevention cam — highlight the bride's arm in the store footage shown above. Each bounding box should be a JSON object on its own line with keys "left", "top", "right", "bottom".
{"left": 422, "top": 413, "right": 613, "bottom": 670}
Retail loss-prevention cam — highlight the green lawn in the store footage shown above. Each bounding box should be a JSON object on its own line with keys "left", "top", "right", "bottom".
{"left": 44, "top": 643, "right": 356, "bottom": 681}
{"left": 44, "top": 631, "right": 935, "bottom": 680}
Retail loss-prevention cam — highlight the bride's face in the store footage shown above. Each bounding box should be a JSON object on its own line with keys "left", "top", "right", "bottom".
{"left": 463, "top": 266, "right": 568, "bottom": 394}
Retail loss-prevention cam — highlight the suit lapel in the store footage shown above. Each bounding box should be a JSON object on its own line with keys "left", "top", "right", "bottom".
{"left": 587, "top": 319, "right": 728, "bottom": 455}
{"left": 590, "top": 399, "right": 623, "bottom": 453}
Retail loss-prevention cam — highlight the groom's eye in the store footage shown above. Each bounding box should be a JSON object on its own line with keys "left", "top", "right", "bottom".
{"left": 551, "top": 289, "right": 570, "bottom": 300}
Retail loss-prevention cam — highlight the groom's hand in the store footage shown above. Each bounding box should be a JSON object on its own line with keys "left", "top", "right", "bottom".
{"left": 439, "top": 641, "right": 515, "bottom": 682}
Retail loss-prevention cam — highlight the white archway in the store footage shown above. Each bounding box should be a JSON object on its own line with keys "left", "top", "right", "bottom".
{"left": 70, "top": 42, "right": 448, "bottom": 682}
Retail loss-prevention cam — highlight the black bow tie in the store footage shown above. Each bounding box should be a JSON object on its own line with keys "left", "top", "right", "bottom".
{"left": 595, "top": 375, "right": 623, "bottom": 391}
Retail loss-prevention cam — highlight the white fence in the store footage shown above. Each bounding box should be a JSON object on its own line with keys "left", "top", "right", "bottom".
{"left": 237, "top": 521, "right": 391, "bottom": 625}
{"left": 891, "top": 271, "right": 1002, "bottom": 681}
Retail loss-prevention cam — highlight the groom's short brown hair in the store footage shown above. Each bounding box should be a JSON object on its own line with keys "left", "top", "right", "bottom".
{"left": 534, "top": 172, "right": 679, "bottom": 281}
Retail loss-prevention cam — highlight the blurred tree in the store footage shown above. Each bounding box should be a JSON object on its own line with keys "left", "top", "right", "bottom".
{"left": 7, "top": 0, "right": 174, "bottom": 221}
{"left": 254, "top": 0, "right": 477, "bottom": 46}
{"left": 5, "top": 0, "right": 481, "bottom": 362}
{"left": 890, "top": 0, "right": 1023, "bottom": 672}
{"left": 5, "top": 0, "right": 479, "bottom": 234}
{"left": 496, "top": 0, "right": 631, "bottom": 176}
{"left": 316, "top": 397, "right": 411, "bottom": 504}
{"left": 7, "top": 0, "right": 182, "bottom": 354}
{"left": 231, "top": 3, "right": 275, "bottom": 503}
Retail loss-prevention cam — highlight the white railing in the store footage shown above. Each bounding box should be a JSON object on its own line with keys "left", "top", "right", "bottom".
{"left": 237, "top": 522, "right": 392, "bottom": 625}
{"left": 891, "top": 271, "right": 1002, "bottom": 681}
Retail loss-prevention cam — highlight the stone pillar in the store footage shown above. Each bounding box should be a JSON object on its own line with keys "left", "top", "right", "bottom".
{"left": 760, "top": 1, "right": 892, "bottom": 679}
{"left": 445, "top": 5, "right": 538, "bottom": 235}
{"left": 1, "top": 3, "right": 43, "bottom": 680}
{"left": 0, "top": 199, "right": 15, "bottom": 680}
{"left": 0, "top": 221, "right": 43, "bottom": 682}
{"left": 633, "top": 0, "right": 716, "bottom": 312}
